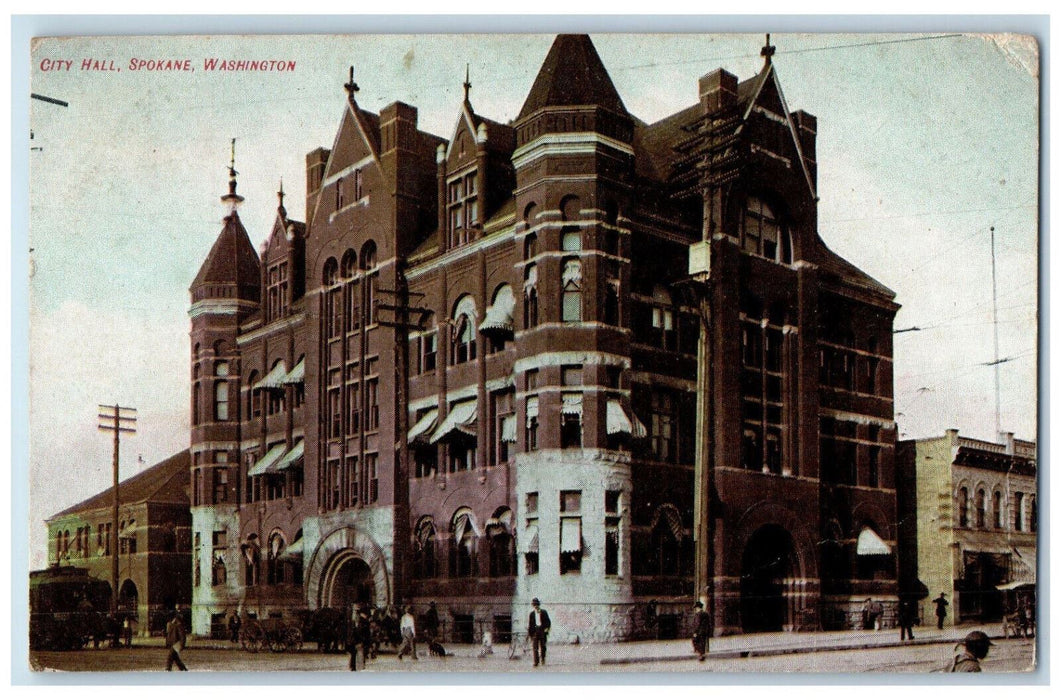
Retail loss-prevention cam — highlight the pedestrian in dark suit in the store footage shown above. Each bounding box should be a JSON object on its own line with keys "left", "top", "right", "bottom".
{"left": 527, "top": 598, "right": 551, "bottom": 667}
{"left": 165, "top": 612, "right": 188, "bottom": 671}
{"left": 933, "top": 593, "right": 949, "bottom": 630}
{"left": 692, "top": 601, "right": 710, "bottom": 661}
{"left": 898, "top": 598, "right": 917, "bottom": 641}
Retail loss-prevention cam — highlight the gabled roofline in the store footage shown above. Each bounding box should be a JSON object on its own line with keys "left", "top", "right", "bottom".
{"left": 741, "top": 63, "right": 818, "bottom": 202}
{"left": 309, "top": 99, "right": 382, "bottom": 232}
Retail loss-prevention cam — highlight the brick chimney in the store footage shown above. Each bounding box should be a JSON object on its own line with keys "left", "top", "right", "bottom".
{"left": 699, "top": 69, "right": 738, "bottom": 114}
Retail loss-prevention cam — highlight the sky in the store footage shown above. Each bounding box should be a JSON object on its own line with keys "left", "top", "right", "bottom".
{"left": 24, "top": 30, "right": 1039, "bottom": 570}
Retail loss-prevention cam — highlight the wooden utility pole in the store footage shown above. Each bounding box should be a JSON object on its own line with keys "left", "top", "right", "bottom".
{"left": 98, "top": 404, "right": 136, "bottom": 614}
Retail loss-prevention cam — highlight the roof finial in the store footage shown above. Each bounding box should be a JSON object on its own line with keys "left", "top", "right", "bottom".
{"left": 221, "top": 137, "right": 245, "bottom": 211}
{"left": 277, "top": 177, "right": 286, "bottom": 216}
{"left": 344, "top": 66, "right": 360, "bottom": 101}
{"left": 463, "top": 63, "right": 472, "bottom": 103}
{"left": 761, "top": 33, "right": 776, "bottom": 65}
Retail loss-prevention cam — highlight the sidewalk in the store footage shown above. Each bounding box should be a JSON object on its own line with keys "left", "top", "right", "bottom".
{"left": 129, "top": 621, "right": 1009, "bottom": 666}
{"left": 596, "top": 622, "right": 1008, "bottom": 666}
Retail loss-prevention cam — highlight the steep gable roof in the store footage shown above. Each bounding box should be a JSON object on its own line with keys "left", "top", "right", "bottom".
{"left": 191, "top": 212, "right": 261, "bottom": 291}
{"left": 518, "top": 34, "right": 630, "bottom": 120}
{"left": 48, "top": 450, "right": 191, "bottom": 520}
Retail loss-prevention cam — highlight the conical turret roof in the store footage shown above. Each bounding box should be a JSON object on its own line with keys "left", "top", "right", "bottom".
{"left": 190, "top": 211, "right": 261, "bottom": 297}
{"left": 517, "top": 34, "right": 630, "bottom": 120}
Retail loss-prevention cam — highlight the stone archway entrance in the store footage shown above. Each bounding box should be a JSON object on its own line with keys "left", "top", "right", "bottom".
{"left": 305, "top": 526, "right": 391, "bottom": 610}
{"left": 118, "top": 579, "right": 138, "bottom": 615}
{"left": 324, "top": 554, "right": 375, "bottom": 609}
{"left": 741, "top": 524, "right": 798, "bottom": 632}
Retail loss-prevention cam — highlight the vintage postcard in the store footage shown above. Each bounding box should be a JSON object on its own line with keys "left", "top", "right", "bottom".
{"left": 26, "top": 29, "right": 1039, "bottom": 675}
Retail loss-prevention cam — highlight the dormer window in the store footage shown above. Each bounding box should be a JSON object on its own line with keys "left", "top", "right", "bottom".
{"left": 448, "top": 172, "right": 479, "bottom": 247}
{"left": 743, "top": 196, "right": 791, "bottom": 263}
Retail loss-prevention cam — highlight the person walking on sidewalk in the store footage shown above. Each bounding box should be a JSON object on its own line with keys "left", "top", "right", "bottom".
{"left": 692, "top": 601, "right": 710, "bottom": 661}
{"left": 528, "top": 598, "right": 551, "bottom": 667}
{"left": 397, "top": 606, "right": 418, "bottom": 660}
{"left": 898, "top": 598, "right": 917, "bottom": 641}
{"left": 164, "top": 611, "right": 188, "bottom": 671}
{"left": 948, "top": 630, "right": 993, "bottom": 672}
{"left": 933, "top": 593, "right": 949, "bottom": 630}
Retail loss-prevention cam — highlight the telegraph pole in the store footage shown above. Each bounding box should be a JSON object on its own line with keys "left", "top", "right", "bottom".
{"left": 98, "top": 404, "right": 136, "bottom": 614}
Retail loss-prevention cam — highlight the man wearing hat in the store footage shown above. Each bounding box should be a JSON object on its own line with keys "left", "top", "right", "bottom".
{"left": 527, "top": 598, "right": 551, "bottom": 667}
{"left": 692, "top": 601, "right": 710, "bottom": 661}
{"left": 949, "top": 630, "right": 993, "bottom": 672}
{"left": 932, "top": 592, "right": 949, "bottom": 629}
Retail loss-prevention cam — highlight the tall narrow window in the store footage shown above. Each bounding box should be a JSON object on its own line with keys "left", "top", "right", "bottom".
{"left": 214, "top": 380, "right": 229, "bottom": 421}
{"left": 561, "top": 258, "right": 582, "bottom": 323}
{"left": 1014, "top": 492, "right": 1025, "bottom": 531}
{"left": 993, "top": 490, "right": 1003, "bottom": 529}
{"left": 524, "top": 264, "right": 539, "bottom": 328}
{"left": 975, "top": 488, "right": 986, "bottom": 529}
{"left": 453, "top": 296, "right": 477, "bottom": 363}
{"left": 743, "top": 196, "right": 790, "bottom": 262}
{"left": 958, "top": 487, "right": 969, "bottom": 528}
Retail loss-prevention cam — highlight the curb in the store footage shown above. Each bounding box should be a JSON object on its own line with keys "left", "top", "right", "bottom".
{"left": 599, "top": 636, "right": 978, "bottom": 666}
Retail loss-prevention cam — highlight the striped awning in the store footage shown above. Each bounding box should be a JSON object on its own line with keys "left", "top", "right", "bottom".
{"left": 856, "top": 527, "right": 892, "bottom": 556}
{"left": 247, "top": 443, "right": 287, "bottom": 477}
{"left": 479, "top": 286, "right": 515, "bottom": 333}
{"left": 275, "top": 439, "right": 305, "bottom": 471}
{"left": 486, "top": 509, "right": 514, "bottom": 537}
{"left": 526, "top": 396, "right": 539, "bottom": 419}
{"left": 430, "top": 401, "right": 477, "bottom": 443}
{"left": 408, "top": 408, "right": 439, "bottom": 444}
{"left": 500, "top": 414, "right": 517, "bottom": 443}
{"left": 283, "top": 358, "right": 305, "bottom": 384}
{"left": 561, "top": 393, "right": 583, "bottom": 416}
{"left": 560, "top": 518, "right": 582, "bottom": 554}
{"left": 254, "top": 362, "right": 288, "bottom": 391}
{"left": 606, "top": 399, "right": 647, "bottom": 437}
{"left": 653, "top": 506, "right": 684, "bottom": 542}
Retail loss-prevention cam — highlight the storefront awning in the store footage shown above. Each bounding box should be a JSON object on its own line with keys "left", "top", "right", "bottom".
{"left": 275, "top": 439, "right": 305, "bottom": 471}
{"left": 560, "top": 518, "right": 582, "bottom": 554}
{"left": 278, "top": 537, "right": 302, "bottom": 562}
{"left": 606, "top": 399, "right": 647, "bottom": 438}
{"left": 479, "top": 286, "right": 515, "bottom": 334}
{"left": 283, "top": 357, "right": 305, "bottom": 385}
{"left": 430, "top": 401, "right": 477, "bottom": 443}
{"left": 254, "top": 362, "right": 288, "bottom": 391}
{"left": 856, "top": 527, "right": 892, "bottom": 556}
{"left": 247, "top": 443, "right": 287, "bottom": 477}
{"left": 408, "top": 408, "right": 439, "bottom": 444}
{"left": 1011, "top": 547, "right": 1036, "bottom": 583}
{"left": 453, "top": 512, "right": 478, "bottom": 544}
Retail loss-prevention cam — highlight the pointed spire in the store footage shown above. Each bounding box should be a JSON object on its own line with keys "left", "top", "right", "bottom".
{"left": 761, "top": 33, "right": 776, "bottom": 66}
{"left": 463, "top": 63, "right": 472, "bottom": 103}
{"left": 343, "top": 66, "right": 360, "bottom": 102}
{"left": 518, "top": 34, "right": 629, "bottom": 121}
{"left": 277, "top": 177, "right": 286, "bottom": 218}
{"left": 220, "top": 137, "right": 245, "bottom": 212}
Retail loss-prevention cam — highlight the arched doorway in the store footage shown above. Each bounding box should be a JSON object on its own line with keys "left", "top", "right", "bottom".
{"left": 327, "top": 555, "right": 375, "bottom": 609}
{"left": 741, "top": 524, "right": 797, "bottom": 632}
{"left": 118, "top": 579, "right": 138, "bottom": 616}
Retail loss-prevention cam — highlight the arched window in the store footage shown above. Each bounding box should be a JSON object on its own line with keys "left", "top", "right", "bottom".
{"left": 414, "top": 517, "right": 438, "bottom": 579}
{"left": 561, "top": 258, "right": 582, "bottom": 323}
{"left": 648, "top": 505, "right": 684, "bottom": 576}
{"left": 975, "top": 488, "right": 986, "bottom": 528}
{"left": 743, "top": 196, "right": 791, "bottom": 263}
{"left": 452, "top": 296, "right": 477, "bottom": 364}
{"left": 450, "top": 508, "right": 478, "bottom": 578}
{"left": 524, "top": 264, "right": 539, "bottom": 328}
{"left": 958, "top": 487, "right": 969, "bottom": 528}
{"left": 487, "top": 507, "right": 516, "bottom": 577}
{"left": 266, "top": 531, "right": 286, "bottom": 585}
{"left": 524, "top": 232, "right": 538, "bottom": 260}
{"left": 322, "top": 257, "right": 341, "bottom": 339}
{"left": 214, "top": 380, "right": 229, "bottom": 421}
{"left": 523, "top": 202, "right": 539, "bottom": 229}
{"left": 361, "top": 241, "right": 377, "bottom": 325}
{"left": 993, "top": 490, "right": 1003, "bottom": 528}
{"left": 192, "top": 380, "right": 201, "bottom": 426}
{"left": 266, "top": 360, "right": 286, "bottom": 415}
{"left": 560, "top": 194, "right": 581, "bottom": 222}
{"left": 341, "top": 249, "right": 357, "bottom": 279}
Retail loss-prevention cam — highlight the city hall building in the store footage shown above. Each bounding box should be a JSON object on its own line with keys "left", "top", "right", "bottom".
{"left": 188, "top": 34, "right": 900, "bottom": 641}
